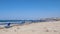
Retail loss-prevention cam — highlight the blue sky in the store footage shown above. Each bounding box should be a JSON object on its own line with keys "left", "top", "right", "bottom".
{"left": 0, "top": 0, "right": 60, "bottom": 20}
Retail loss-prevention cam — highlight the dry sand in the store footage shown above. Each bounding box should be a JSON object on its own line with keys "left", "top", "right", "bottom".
{"left": 0, "top": 21, "right": 60, "bottom": 34}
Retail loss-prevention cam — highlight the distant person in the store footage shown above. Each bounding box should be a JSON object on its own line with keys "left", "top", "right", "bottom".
{"left": 7, "top": 23, "right": 11, "bottom": 26}
{"left": 5, "top": 23, "right": 11, "bottom": 28}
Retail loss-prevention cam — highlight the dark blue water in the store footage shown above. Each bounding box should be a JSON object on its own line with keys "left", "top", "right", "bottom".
{"left": 0, "top": 20, "right": 46, "bottom": 25}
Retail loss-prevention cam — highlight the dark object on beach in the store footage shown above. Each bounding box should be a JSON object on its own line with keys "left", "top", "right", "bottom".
{"left": 5, "top": 23, "right": 12, "bottom": 28}
{"left": 7, "top": 23, "right": 11, "bottom": 26}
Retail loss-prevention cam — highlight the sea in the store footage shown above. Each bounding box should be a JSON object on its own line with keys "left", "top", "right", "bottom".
{"left": 0, "top": 20, "right": 46, "bottom": 27}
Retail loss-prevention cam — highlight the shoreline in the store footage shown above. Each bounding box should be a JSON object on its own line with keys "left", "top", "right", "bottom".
{"left": 0, "top": 21, "right": 60, "bottom": 34}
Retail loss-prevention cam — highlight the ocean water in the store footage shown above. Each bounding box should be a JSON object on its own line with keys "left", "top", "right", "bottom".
{"left": 0, "top": 20, "right": 25, "bottom": 27}
{"left": 0, "top": 20, "right": 46, "bottom": 25}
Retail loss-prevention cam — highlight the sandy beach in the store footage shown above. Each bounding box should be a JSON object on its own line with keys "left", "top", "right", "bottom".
{"left": 0, "top": 21, "right": 60, "bottom": 34}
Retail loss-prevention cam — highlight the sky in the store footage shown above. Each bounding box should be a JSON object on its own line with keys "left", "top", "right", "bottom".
{"left": 0, "top": 0, "right": 60, "bottom": 20}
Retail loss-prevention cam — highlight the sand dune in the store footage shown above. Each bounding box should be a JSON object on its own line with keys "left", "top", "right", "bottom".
{"left": 0, "top": 21, "right": 60, "bottom": 34}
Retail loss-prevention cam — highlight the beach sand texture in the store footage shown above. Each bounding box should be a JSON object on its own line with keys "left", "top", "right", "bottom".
{"left": 0, "top": 21, "right": 60, "bottom": 34}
